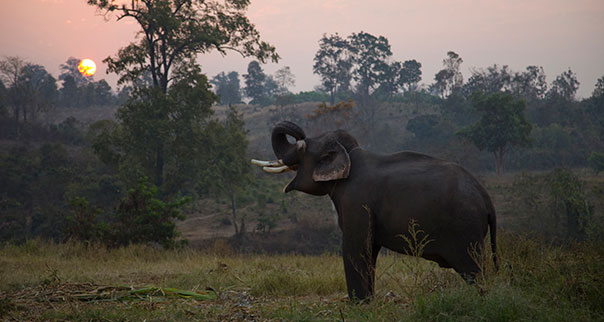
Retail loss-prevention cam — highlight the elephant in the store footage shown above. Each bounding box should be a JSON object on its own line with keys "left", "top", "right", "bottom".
{"left": 251, "top": 121, "right": 498, "bottom": 302}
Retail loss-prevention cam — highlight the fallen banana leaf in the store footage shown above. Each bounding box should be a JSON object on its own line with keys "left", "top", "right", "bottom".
{"left": 70, "top": 285, "right": 216, "bottom": 302}
{"left": 129, "top": 287, "right": 217, "bottom": 301}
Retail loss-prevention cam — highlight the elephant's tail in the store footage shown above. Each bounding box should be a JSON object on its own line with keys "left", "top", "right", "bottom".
{"left": 488, "top": 210, "right": 499, "bottom": 271}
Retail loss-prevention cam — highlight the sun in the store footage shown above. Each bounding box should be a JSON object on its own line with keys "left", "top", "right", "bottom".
{"left": 78, "top": 58, "right": 96, "bottom": 77}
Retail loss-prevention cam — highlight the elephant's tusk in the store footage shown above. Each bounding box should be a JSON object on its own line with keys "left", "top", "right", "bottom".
{"left": 262, "top": 165, "right": 291, "bottom": 173}
{"left": 251, "top": 159, "right": 284, "bottom": 167}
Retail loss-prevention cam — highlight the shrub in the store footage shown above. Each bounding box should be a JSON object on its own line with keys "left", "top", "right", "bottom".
{"left": 108, "top": 179, "right": 190, "bottom": 248}
{"left": 588, "top": 151, "right": 604, "bottom": 173}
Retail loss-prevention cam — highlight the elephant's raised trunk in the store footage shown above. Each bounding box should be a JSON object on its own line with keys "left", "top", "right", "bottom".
{"left": 251, "top": 121, "right": 306, "bottom": 174}
{"left": 271, "top": 121, "right": 306, "bottom": 166}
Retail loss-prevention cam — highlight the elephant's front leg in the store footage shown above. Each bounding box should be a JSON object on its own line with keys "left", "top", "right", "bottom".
{"left": 342, "top": 234, "right": 380, "bottom": 302}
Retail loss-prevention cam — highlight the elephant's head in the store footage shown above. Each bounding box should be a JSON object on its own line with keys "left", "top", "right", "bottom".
{"left": 252, "top": 121, "right": 359, "bottom": 195}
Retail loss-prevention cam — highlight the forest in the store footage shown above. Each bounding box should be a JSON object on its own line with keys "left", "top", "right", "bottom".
{"left": 2, "top": 33, "right": 603, "bottom": 247}
{"left": 1, "top": 0, "right": 603, "bottom": 320}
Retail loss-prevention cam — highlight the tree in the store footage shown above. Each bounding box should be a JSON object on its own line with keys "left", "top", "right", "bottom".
{"left": 243, "top": 61, "right": 276, "bottom": 106}
{"left": 0, "top": 56, "right": 27, "bottom": 124}
{"left": 399, "top": 59, "right": 422, "bottom": 92}
{"left": 511, "top": 65, "right": 548, "bottom": 102}
{"left": 115, "top": 65, "right": 216, "bottom": 190}
{"left": 59, "top": 57, "right": 91, "bottom": 87}
{"left": 463, "top": 64, "right": 512, "bottom": 95}
{"left": 348, "top": 31, "right": 392, "bottom": 106}
{"left": 313, "top": 33, "right": 353, "bottom": 105}
{"left": 89, "top": 0, "right": 278, "bottom": 92}
{"left": 273, "top": 66, "right": 296, "bottom": 95}
{"left": 243, "top": 61, "right": 267, "bottom": 104}
{"left": 592, "top": 75, "right": 604, "bottom": 98}
{"left": 458, "top": 92, "right": 532, "bottom": 176}
{"left": 375, "top": 61, "right": 402, "bottom": 100}
{"left": 204, "top": 107, "right": 251, "bottom": 234}
{"left": 431, "top": 51, "right": 463, "bottom": 98}
{"left": 59, "top": 75, "right": 79, "bottom": 107}
{"left": 88, "top": 0, "right": 278, "bottom": 188}
{"left": 548, "top": 68, "right": 580, "bottom": 101}
{"left": 19, "top": 63, "right": 58, "bottom": 122}
{"left": 0, "top": 57, "right": 58, "bottom": 125}
{"left": 211, "top": 71, "right": 242, "bottom": 105}
{"left": 110, "top": 178, "right": 189, "bottom": 247}
{"left": 91, "top": 79, "right": 114, "bottom": 105}
{"left": 58, "top": 57, "right": 115, "bottom": 108}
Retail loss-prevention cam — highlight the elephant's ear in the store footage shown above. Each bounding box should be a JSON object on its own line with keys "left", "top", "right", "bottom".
{"left": 312, "top": 141, "right": 351, "bottom": 182}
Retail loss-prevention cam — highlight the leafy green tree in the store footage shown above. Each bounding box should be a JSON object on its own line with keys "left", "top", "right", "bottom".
{"left": 0, "top": 144, "right": 74, "bottom": 241}
{"left": 0, "top": 57, "right": 58, "bottom": 131}
{"left": 406, "top": 114, "right": 440, "bottom": 140}
{"left": 511, "top": 65, "right": 548, "bottom": 102}
{"left": 16, "top": 64, "right": 58, "bottom": 122}
{"left": 273, "top": 66, "right": 296, "bottom": 95}
{"left": 95, "top": 79, "right": 115, "bottom": 105}
{"left": 313, "top": 33, "right": 353, "bottom": 105}
{"left": 204, "top": 107, "right": 251, "bottom": 234}
{"left": 120, "top": 66, "right": 215, "bottom": 190}
{"left": 548, "top": 68, "right": 580, "bottom": 101}
{"left": 431, "top": 51, "right": 463, "bottom": 98}
{"left": 0, "top": 80, "right": 7, "bottom": 120}
{"left": 243, "top": 61, "right": 267, "bottom": 105}
{"left": 211, "top": 71, "right": 242, "bottom": 105}
{"left": 59, "top": 75, "right": 79, "bottom": 107}
{"left": 549, "top": 168, "right": 592, "bottom": 241}
{"left": 399, "top": 59, "right": 422, "bottom": 92}
{"left": 348, "top": 31, "right": 392, "bottom": 105}
{"left": 375, "top": 61, "right": 402, "bottom": 100}
{"left": 59, "top": 57, "right": 91, "bottom": 87}
{"left": 463, "top": 64, "right": 512, "bottom": 95}
{"left": 588, "top": 152, "right": 604, "bottom": 174}
{"left": 0, "top": 56, "right": 28, "bottom": 124}
{"left": 88, "top": 0, "right": 278, "bottom": 189}
{"left": 592, "top": 75, "right": 604, "bottom": 98}
{"left": 458, "top": 92, "right": 532, "bottom": 176}
{"left": 65, "top": 197, "right": 102, "bottom": 243}
{"left": 110, "top": 178, "right": 189, "bottom": 247}
{"left": 89, "top": 0, "right": 278, "bottom": 92}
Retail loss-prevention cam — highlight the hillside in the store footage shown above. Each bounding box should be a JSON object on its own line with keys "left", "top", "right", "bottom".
{"left": 32, "top": 102, "right": 604, "bottom": 251}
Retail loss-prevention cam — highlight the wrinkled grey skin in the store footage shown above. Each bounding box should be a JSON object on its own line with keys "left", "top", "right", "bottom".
{"left": 259, "top": 121, "right": 497, "bottom": 302}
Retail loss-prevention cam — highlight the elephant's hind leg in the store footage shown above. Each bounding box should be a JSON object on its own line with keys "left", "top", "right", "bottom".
{"left": 444, "top": 247, "right": 481, "bottom": 284}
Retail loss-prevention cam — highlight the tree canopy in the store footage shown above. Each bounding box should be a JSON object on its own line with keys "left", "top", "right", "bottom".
{"left": 313, "top": 33, "right": 353, "bottom": 105}
{"left": 88, "top": 0, "right": 279, "bottom": 92}
{"left": 458, "top": 92, "right": 532, "bottom": 175}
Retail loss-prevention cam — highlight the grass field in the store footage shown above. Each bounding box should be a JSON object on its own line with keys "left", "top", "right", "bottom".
{"left": 1, "top": 232, "right": 603, "bottom": 321}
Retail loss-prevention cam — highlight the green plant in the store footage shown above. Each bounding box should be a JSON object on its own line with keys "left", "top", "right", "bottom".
{"left": 109, "top": 178, "right": 189, "bottom": 248}
{"left": 588, "top": 151, "right": 604, "bottom": 174}
{"left": 64, "top": 197, "right": 102, "bottom": 243}
{"left": 549, "top": 168, "right": 592, "bottom": 241}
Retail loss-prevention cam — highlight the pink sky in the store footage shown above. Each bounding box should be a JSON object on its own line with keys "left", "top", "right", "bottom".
{"left": 1, "top": 0, "right": 603, "bottom": 98}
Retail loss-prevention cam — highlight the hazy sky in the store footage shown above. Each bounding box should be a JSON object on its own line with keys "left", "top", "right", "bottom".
{"left": 1, "top": 0, "right": 603, "bottom": 98}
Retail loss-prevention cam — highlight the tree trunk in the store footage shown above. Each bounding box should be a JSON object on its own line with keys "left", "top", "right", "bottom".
{"left": 494, "top": 149, "right": 504, "bottom": 176}
{"left": 230, "top": 189, "right": 239, "bottom": 235}
{"left": 155, "top": 143, "right": 164, "bottom": 187}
